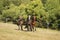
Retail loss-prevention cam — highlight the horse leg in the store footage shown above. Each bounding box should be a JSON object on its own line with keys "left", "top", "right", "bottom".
{"left": 34, "top": 26, "right": 36, "bottom": 31}
{"left": 26, "top": 24, "right": 31, "bottom": 31}
{"left": 30, "top": 24, "right": 33, "bottom": 31}
{"left": 21, "top": 24, "right": 23, "bottom": 30}
{"left": 28, "top": 25, "right": 31, "bottom": 31}
{"left": 18, "top": 25, "right": 20, "bottom": 30}
{"left": 32, "top": 25, "right": 34, "bottom": 32}
{"left": 32, "top": 25, "right": 36, "bottom": 32}
{"left": 26, "top": 24, "right": 29, "bottom": 31}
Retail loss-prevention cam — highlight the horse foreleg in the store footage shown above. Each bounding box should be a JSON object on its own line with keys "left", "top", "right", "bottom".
{"left": 30, "top": 26, "right": 32, "bottom": 31}
{"left": 26, "top": 24, "right": 29, "bottom": 31}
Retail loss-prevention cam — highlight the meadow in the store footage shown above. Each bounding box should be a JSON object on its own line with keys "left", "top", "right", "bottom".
{"left": 0, "top": 22, "right": 60, "bottom": 40}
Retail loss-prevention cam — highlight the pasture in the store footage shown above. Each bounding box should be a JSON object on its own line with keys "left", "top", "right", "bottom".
{"left": 0, "top": 22, "right": 60, "bottom": 40}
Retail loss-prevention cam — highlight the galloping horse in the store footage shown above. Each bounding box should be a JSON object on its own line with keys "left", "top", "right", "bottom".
{"left": 17, "top": 16, "right": 24, "bottom": 30}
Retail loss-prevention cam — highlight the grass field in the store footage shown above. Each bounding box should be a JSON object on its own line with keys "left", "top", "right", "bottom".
{"left": 0, "top": 22, "right": 60, "bottom": 40}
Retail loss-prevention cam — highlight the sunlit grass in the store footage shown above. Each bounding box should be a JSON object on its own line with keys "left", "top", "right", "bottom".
{"left": 0, "top": 22, "right": 60, "bottom": 40}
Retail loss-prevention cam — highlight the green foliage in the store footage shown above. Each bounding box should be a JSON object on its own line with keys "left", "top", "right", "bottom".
{"left": 0, "top": 0, "right": 60, "bottom": 30}
{"left": 2, "top": 4, "right": 20, "bottom": 20}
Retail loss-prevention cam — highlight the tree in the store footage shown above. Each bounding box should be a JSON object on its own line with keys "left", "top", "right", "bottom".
{"left": 44, "top": 0, "right": 60, "bottom": 29}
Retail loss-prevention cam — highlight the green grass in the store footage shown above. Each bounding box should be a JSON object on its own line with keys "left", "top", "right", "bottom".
{"left": 0, "top": 22, "right": 60, "bottom": 40}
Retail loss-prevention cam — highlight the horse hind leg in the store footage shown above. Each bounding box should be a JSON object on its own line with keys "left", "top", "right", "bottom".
{"left": 34, "top": 27, "right": 36, "bottom": 31}
{"left": 32, "top": 26, "right": 36, "bottom": 32}
{"left": 18, "top": 25, "right": 20, "bottom": 30}
{"left": 21, "top": 24, "right": 23, "bottom": 31}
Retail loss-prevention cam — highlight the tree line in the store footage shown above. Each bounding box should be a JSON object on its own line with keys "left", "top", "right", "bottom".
{"left": 0, "top": 0, "right": 60, "bottom": 30}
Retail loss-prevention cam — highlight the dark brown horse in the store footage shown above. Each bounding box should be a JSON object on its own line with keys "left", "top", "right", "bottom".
{"left": 26, "top": 15, "right": 32, "bottom": 31}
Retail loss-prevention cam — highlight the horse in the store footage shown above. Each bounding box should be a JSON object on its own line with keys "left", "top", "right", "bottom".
{"left": 31, "top": 15, "right": 36, "bottom": 31}
{"left": 26, "top": 15, "right": 32, "bottom": 31}
{"left": 26, "top": 15, "right": 37, "bottom": 31}
{"left": 17, "top": 16, "right": 24, "bottom": 30}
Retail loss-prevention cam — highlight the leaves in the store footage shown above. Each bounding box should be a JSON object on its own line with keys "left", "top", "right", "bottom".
{"left": 0, "top": 0, "right": 60, "bottom": 30}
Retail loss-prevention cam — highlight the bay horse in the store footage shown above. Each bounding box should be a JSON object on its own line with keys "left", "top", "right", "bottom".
{"left": 17, "top": 16, "right": 24, "bottom": 30}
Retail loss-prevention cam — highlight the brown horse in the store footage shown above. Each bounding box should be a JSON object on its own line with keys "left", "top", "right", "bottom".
{"left": 17, "top": 16, "right": 24, "bottom": 30}
{"left": 31, "top": 15, "right": 36, "bottom": 31}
